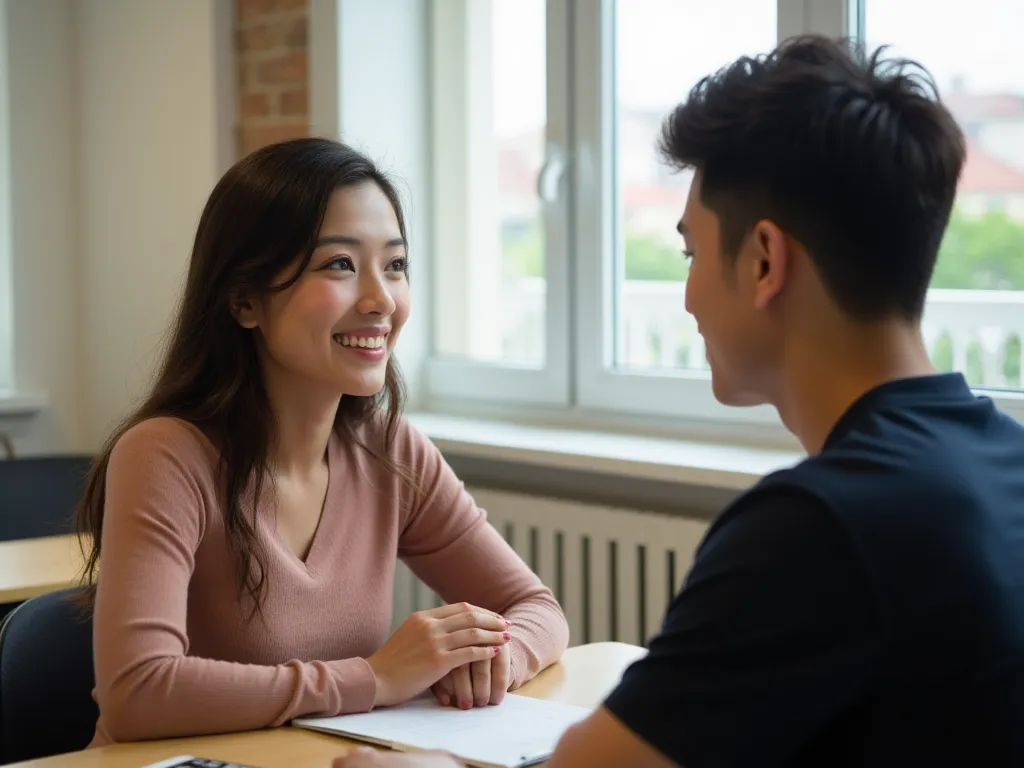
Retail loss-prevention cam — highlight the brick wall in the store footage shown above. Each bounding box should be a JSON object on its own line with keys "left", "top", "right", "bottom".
{"left": 236, "top": 0, "right": 311, "bottom": 157}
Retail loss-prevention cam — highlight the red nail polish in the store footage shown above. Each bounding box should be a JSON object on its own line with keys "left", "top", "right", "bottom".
{"left": 492, "top": 646, "right": 500, "bottom": 654}
{"left": 503, "top": 632, "right": 511, "bottom": 640}
{"left": 504, "top": 620, "right": 512, "bottom": 627}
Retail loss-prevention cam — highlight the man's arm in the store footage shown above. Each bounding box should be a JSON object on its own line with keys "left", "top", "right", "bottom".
{"left": 330, "top": 708, "right": 674, "bottom": 768}
{"left": 602, "top": 485, "right": 881, "bottom": 767}
{"left": 546, "top": 706, "right": 676, "bottom": 768}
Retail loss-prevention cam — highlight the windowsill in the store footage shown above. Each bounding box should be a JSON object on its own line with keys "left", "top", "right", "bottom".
{"left": 0, "top": 390, "right": 49, "bottom": 416}
{"left": 408, "top": 411, "right": 804, "bottom": 492}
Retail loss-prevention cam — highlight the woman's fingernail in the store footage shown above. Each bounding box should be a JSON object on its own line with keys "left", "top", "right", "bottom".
{"left": 504, "top": 620, "right": 512, "bottom": 627}
{"left": 459, "top": 700, "right": 471, "bottom": 710}
{"left": 439, "top": 693, "right": 450, "bottom": 706}
{"left": 492, "top": 646, "right": 500, "bottom": 655}
{"left": 502, "top": 632, "right": 511, "bottom": 640}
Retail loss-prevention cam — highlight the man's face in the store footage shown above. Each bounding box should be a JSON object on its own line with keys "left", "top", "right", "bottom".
{"left": 681, "top": 173, "right": 781, "bottom": 407}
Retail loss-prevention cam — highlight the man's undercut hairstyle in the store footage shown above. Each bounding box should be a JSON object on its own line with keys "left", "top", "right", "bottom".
{"left": 660, "top": 35, "right": 965, "bottom": 322}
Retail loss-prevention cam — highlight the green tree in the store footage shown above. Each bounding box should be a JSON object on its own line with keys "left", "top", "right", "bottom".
{"left": 502, "top": 225, "right": 544, "bottom": 278}
{"left": 933, "top": 210, "right": 1024, "bottom": 290}
{"left": 501, "top": 209, "right": 1024, "bottom": 290}
{"left": 623, "top": 231, "right": 689, "bottom": 281}
{"left": 502, "top": 225, "right": 688, "bottom": 281}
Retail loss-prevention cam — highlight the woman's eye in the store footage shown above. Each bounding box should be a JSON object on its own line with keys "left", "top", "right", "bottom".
{"left": 387, "top": 257, "right": 409, "bottom": 273}
{"left": 324, "top": 256, "right": 354, "bottom": 271}
{"left": 682, "top": 249, "right": 695, "bottom": 262}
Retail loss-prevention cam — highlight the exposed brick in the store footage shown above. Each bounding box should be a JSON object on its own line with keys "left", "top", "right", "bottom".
{"left": 238, "top": 23, "right": 275, "bottom": 51}
{"left": 238, "top": 60, "right": 257, "bottom": 90}
{"left": 283, "top": 17, "right": 307, "bottom": 47}
{"left": 236, "top": 0, "right": 310, "bottom": 158}
{"left": 238, "top": 0, "right": 274, "bottom": 24}
{"left": 258, "top": 51, "right": 307, "bottom": 85}
{"left": 240, "top": 92, "right": 271, "bottom": 119}
{"left": 279, "top": 88, "right": 308, "bottom": 116}
{"left": 240, "top": 122, "right": 309, "bottom": 155}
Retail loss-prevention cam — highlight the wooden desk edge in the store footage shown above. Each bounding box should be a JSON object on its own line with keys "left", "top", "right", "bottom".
{"left": 0, "top": 534, "right": 88, "bottom": 604}
{"left": 8, "top": 642, "right": 648, "bottom": 768}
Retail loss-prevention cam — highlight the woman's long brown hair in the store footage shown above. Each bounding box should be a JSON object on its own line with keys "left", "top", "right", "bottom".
{"left": 74, "top": 138, "right": 416, "bottom": 616}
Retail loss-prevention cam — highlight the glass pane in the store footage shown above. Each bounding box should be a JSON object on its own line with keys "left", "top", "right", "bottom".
{"left": 433, "top": 0, "right": 546, "bottom": 365}
{"left": 612, "top": 0, "right": 777, "bottom": 372}
{"left": 866, "top": 0, "right": 1024, "bottom": 390}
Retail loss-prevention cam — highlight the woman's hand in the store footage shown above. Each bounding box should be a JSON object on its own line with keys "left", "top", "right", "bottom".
{"left": 431, "top": 641, "right": 512, "bottom": 709}
{"left": 367, "top": 602, "right": 511, "bottom": 707}
{"left": 334, "top": 748, "right": 462, "bottom": 767}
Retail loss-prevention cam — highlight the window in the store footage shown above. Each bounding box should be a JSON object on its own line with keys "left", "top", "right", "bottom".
{"left": 425, "top": 0, "right": 1024, "bottom": 430}
{"left": 428, "top": 0, "right": 570, "bottom": 405}
{"left": 864, "top": 0, "right": 1024, "bottom": 392}
{"left": 432, "top": 0, "right": 548, "bottom": 367}
{"left": 613, "top": 1, "right": 776, "bottom": 374}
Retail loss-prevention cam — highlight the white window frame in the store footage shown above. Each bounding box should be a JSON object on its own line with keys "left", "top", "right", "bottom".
{"left": 423, "top": 0, "right": 1024, "bottom": 431}
{"left": 424, "top": 0, "right": 572, "bottom": 408}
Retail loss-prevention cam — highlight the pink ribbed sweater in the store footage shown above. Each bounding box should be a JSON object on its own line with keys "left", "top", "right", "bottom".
{"left": 89, "top": 416, "right": 569, "bottom": 746}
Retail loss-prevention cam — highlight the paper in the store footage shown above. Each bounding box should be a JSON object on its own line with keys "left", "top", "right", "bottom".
{"left": 293, "top": 694, "right": 591, "bottom": 768}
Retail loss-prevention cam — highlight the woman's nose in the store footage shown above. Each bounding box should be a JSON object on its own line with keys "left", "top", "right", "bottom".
{"left": 356, "top": 274, "right": 396, "bottom": 316}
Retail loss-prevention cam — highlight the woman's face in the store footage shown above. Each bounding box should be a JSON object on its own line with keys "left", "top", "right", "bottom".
{"left": 237, "top": 181, "right": 410, "bottom": 400}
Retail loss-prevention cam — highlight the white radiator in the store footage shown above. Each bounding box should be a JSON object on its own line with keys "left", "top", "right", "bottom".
{"left": 392, "top": 487, "right": 710, "bottom": 647}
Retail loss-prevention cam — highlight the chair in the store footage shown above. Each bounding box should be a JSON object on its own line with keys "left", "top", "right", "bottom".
{"left": 0, "top": 456, "right": 93, "bottom": 542}
{"left": 0, "top": 588, "right": 98, "bottom": 764}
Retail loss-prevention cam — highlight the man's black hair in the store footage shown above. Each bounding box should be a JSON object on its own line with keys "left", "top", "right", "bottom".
{"left": 661, "top": 35, "right": 965, "bottom": 321}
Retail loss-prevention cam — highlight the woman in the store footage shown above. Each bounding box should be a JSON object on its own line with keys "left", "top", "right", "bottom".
{"left": 75, "top": 138, "right": 569, "bottom": 745}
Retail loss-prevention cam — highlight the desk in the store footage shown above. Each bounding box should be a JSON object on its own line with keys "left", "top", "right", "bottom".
{"left": 12, "top": 642, "right": 646, "bottom": 768}
{"left": 0, "top": 534, "right": 85, "bottom": 604}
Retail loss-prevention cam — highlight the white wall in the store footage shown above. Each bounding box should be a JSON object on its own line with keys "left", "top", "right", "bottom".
{"left": 77, "top": 0, "right": 231, "bottom": 448}
{"left": 4, "top": 0, "right": 80, "bottom": 453}
{"left": 2, "top": 0, "right": 234, "bottom": 454}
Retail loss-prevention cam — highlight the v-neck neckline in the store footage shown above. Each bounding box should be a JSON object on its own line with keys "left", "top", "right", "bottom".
{"left": 269, "top": 430, "right": 337, "bottom": 573}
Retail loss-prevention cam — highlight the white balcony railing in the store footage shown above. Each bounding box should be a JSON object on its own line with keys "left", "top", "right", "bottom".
{"left": 501, "top": 278, "right": 1024, "bottom": 390}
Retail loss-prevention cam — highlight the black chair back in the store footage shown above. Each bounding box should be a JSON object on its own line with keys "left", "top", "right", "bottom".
{"left": 0, "top": 456, "right": 92, "bottom": 541}
{"left": 0, "top": 588, "right": 97, "bottom": 764}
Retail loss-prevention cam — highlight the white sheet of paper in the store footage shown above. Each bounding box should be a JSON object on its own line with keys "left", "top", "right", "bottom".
{"left": 293, "top": 694, "right": 591, "bottom": 768}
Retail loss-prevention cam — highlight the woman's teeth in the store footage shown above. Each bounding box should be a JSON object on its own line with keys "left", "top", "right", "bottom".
{"left": 334, "top": 334, "right": 386, "bottom": 349}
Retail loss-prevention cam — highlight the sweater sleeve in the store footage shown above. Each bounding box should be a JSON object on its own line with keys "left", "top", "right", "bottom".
{"left": 91, "top": 419, "right": 376, "bottom": 744}
{"left": 394, "top": 421, "right": 569, "bottom": 688}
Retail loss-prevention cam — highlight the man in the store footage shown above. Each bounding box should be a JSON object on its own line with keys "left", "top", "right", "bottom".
{"left": 336, "top": 34, "right": 1024, "bottom": 767}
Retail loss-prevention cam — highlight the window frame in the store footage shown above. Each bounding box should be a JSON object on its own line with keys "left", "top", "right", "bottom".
{"left": 423, "top": 0, "right": 572, "bottom": 408}
{"left": 422, "top": 0, "right": 1024, "bottom": 434}
{"left": 571, "top": 0, "right": 790, "bottom": 426}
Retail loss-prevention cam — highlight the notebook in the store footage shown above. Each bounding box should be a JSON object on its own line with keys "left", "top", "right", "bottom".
{"left": 292, "top": 693, "right": 591, "bottom": 768}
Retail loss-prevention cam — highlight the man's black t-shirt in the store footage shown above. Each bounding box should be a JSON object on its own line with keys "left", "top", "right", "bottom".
{"left": 605, "top": 374, "right": 1024, "bottom": 767}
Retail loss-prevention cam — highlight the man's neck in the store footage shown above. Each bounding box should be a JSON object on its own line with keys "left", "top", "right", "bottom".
{"left": 775, "top": 323, "right": 936, "bottom": 455}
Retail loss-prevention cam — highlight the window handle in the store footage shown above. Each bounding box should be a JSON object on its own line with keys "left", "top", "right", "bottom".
{"left": 537, "top": 149, "right": 567, "bottom": 203}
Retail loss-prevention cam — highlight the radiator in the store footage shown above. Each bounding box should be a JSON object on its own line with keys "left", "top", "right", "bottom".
{"left": 392, "top": 487, "right": 710, "bottom": 647}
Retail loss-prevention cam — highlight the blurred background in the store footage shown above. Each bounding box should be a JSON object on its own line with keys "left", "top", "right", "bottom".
{"left": 0, "top": 0, "right": 1022, "bottom": 457}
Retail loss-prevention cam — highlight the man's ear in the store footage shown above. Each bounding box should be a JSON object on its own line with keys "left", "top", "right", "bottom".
{"left": 750, "top": 219, "right": 789, "bottom": 310}
{"left": 229, "top": 293, "right": 260, "bottom": 329}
